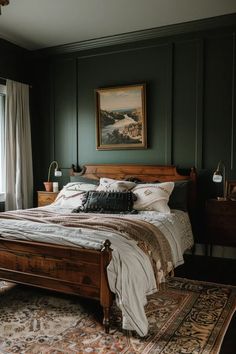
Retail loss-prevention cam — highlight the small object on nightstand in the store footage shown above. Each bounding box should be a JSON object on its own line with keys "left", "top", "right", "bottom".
{"left": 205, "top": 199, "right": 236, "bottom": 256}
{"left": 37, "top": 191, "right": 58, "bottom": 207}
{"left": 53, "top": 182, "right": 59, "bottom": 192}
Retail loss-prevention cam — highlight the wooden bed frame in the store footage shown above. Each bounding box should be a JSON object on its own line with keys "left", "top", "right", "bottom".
{"left": 0, "top": 164, "right": 197, "bottom": 333}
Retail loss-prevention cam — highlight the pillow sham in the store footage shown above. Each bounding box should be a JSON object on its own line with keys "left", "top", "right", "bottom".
{"left": 97, "top": 177, "right": 136, "bottom": 192}
{"left": 73, "top": 191, "right": 136, "bottom": 213}
{"left": 53, "top": 190, "right": 86, "bottom": 208}
{"left": 63, "top": 182, "right": 97, "bottom": 191}
{"left": 53, "top": 182, "right": 97, "bottom": 208}
{"left": 168, "top": 180, "right": 189, "bottom": 211}
{"left": 132, "top": 182, "right": 174, "bottom": 213}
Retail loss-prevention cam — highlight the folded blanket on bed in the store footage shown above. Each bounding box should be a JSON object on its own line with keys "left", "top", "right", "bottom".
{"left": 0, "top": 208, "right": 174, "bottom": 336}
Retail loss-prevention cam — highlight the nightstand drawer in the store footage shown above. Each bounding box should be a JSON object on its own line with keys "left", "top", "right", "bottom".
{"left": 206, "top": 224, "right": 236, "bottom": 246}
{"left": 205, "top": 199, "right": 236, "bottom": 250}
{"left": 37, "top": 191, "right": 58, "bottom": 207}
{"left": 206, "top": 200, "right": 236, "bottom": 215}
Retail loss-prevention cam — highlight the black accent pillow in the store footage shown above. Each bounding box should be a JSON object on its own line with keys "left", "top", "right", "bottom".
{"left": 168, "top": 180, "right": 189, "bottom": 211}
{"left": 73, "top": 191, "right": 137, "bottom": 214}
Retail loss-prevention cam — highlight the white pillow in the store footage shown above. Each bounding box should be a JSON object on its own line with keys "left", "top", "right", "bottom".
{"left": 97, "top": 177, "right": 136, "bottom": 192}
{"left": 53, "top": 190, "right": 85, "bottom": 208}
{"left": 63, "top": 182, "right": 97, "bottom": 192}
{"left": 53, "top": 182, "right": 96, "bottom": 208}
{"left": 132, "top": 182, "right": 174, "bottom": 213}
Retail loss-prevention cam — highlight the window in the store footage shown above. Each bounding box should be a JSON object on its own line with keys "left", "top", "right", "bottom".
{"left": 0, "top": 84, "right": 6, "bottom": 195}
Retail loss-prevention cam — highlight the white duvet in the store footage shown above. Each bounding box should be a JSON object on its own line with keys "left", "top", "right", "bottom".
{"left": 0, "top": 206, "right": 194, "bottom": 336}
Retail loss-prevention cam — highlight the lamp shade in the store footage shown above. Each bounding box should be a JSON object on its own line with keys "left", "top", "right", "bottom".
{"left": 212, "top": 172, "right": 223, "bottom": 183}
{"left": 212, "top": 160, "right": 227, "bottom": 200}
{"left": 55, "top": 170, "right": 62, "bottom": 177}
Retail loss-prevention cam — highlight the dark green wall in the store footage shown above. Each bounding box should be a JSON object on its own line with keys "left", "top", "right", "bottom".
{"left": 31, "top": 16, "right": 236, "bottom": 196}
{"left": 0, "top": 39, "right": 29, "bottom": 83}
{"left": 77, "top": 44, "right": 172, "bottom": 166}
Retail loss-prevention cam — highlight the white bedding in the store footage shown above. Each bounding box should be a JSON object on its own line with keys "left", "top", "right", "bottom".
{"left": 0, "top": 206, "right": 194, "bottom": 336}
{"left": 45, "top": 205, "right": 194, "bottom": 268}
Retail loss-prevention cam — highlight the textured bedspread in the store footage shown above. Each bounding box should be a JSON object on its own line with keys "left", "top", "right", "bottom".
{"left": 0, "top": 208, "right": 193, "bottom": 336}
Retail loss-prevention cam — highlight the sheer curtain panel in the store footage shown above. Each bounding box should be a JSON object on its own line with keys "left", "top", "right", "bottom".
{"left": 5, "top": 80, "right": 33, "bottom": 210}
{"left": 0, "top": 93, "right": 5, "bottom": 195}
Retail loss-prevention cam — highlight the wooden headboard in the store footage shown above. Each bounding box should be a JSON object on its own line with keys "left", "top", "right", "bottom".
{"left": 71, "top": 164, "right": 195, "bottom": 182}
{"left": 71, "top": 164, "right": 197, "bottom": 215}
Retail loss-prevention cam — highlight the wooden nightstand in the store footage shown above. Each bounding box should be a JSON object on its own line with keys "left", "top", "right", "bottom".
{"left": 37, "top": 191, "right": 58, "bottom": 207}
{"left": 205, "top": 199, "right": 236, "bottom": 255}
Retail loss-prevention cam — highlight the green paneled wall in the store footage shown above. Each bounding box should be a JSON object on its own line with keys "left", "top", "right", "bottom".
{"left": 77, "top": 44, "right": 172, "bottom": 166}
{"left": 204, "top": 33, "right": 234, "bottom": 170}
{"left": 32, "top": 17, "right": 236, "bottom": 192}
{"left": 53, "top": 58, "right": 77, "bottom": 166}
{"left": 173, "top": 39, "right": 199, "bottom": 167}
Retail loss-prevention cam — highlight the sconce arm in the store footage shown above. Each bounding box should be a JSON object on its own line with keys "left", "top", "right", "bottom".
{"left": 47, "top": 160, "right": 59, "bottom": 182}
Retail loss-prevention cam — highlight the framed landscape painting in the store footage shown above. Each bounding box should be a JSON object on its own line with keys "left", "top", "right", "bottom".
{"left": 95, "top": 84, "right": 147, "bottom": 150}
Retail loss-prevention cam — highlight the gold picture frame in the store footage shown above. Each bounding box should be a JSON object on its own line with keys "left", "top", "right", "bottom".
{"left": 95, "top": 84, "right": 147, "bottom": 150}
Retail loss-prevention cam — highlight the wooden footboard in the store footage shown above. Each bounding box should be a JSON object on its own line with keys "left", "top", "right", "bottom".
{"left": 0, "top": 238, "right": 113, "bottom": 333}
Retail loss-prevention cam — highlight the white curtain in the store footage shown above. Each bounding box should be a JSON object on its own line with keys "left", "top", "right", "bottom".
{"left": 0, "top": 93, "right": 5, "bottom": 194}
{"left": 5, "top": 80, "right": 33, "bottom": 210}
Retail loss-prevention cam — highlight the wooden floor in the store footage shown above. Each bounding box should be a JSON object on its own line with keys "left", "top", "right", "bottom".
{"left": 175, "top": 255, "right": 236, "bottom": 354}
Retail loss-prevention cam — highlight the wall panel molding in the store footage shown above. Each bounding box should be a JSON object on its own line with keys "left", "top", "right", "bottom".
{"left": 231, "top": 32, "right": 236, "bottom": 170}
{"left": 76, "top": 41, "right": 174, "bottom": 60}
{"left": 51, "top": 57, "right": 77, "bottom": 168}
{"left": 165, "top": 43, "right": 173, "bottom": 165}
{"left": 195, "top": 39, "right": 204, "bottom": 169}
{"left": 33, "top": 18, "right": 236, "bottom": 185}
{"left": 75, "top": 58, "right": 79, "bottom": 168}
{"left": 34, "top": 14, "right": 236, "bottom": 56}
{"left": 203, "top": 33, "right": 234, "bottom": 171}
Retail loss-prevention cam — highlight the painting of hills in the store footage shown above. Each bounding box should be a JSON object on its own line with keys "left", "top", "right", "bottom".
{"left": 96, "top": 84, "right": 146, "bottom": 149}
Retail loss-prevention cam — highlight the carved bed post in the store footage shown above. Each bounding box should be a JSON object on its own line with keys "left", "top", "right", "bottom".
{"left": 100, "top": 239, "right": 113, "bottom": 333}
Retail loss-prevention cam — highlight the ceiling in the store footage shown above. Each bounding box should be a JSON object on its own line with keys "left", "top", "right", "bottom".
{"left": 0, "top": 0, "right": 236, "bottom": 51}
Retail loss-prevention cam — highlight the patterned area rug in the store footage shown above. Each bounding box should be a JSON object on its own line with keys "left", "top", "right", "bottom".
{"left": 0, "top": 277, "right": 235, "bottom": 354}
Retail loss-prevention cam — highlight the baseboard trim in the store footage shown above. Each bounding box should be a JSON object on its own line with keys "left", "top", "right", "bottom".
{"left": 186, "top": 243, "right": 236, "bottom": 260}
